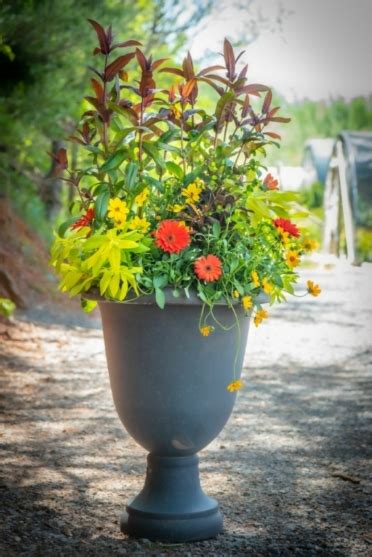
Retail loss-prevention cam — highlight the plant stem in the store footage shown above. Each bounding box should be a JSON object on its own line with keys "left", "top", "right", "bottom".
{"left": 138, "top": 97, "right": 144, "bottom": 171}
{"left": 102, "top": 54, "right": 109, "bottom": 154}
{"left": 180, "top": 106, "right": 186, "bottom": 175}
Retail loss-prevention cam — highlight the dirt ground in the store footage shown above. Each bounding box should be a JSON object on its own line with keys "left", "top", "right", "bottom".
{"left": 0, "top": 259, "right": 371, "bottom": 556}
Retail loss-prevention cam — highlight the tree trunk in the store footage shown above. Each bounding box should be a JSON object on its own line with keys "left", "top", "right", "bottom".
{"left": 40, "top": 139, "right": 64, "bottom": 221}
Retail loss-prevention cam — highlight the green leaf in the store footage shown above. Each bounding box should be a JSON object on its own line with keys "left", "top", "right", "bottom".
{"left": 143, "top": 142, "right": 165, "bottom": 169}
{"left": 95, "top": 191, "right": 110, "bottom": 221}
{"left": 0, "top": 297, "right": 16, "bottom": 317}
{"left": 81, "top": 298, "right": 97, "bottom": 313}
{"left": 58, "top": 217, "right": 78, "bottom": 238}
{"left": 184, "top": 167, "right": 202, "bottom": 186}
{"left": 158, "top": 142, "right": 181, "bottom": 155}
{"left": 153, "top": 275, "right": 168, "bottom": 289}
{"left": 212, "top": 221, "right": 221, "bottom": 239}
{"left": 84, "top": 144, "right": 101, "bottom": 154}
{"left": 215, "top": 91, "right": 235, "bottom": 121}
{"left": 125, "top": 161, "right": 138, "bottom": 190}
{"left": 158, "top": 129, "right": 179, "bottom": 143}
{"left": 155, "top": 287, "right": 165, "bottom": 309}
{"left": 165, "top": 161, "right": 183, "bottom": 180}
{"left": 100, "top": 150, "right": 126, "bottom": 173}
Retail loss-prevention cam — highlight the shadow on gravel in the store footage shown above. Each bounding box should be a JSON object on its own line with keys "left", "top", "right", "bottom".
{"left": 1, "top": 341, "right": 371, "bottom": 555}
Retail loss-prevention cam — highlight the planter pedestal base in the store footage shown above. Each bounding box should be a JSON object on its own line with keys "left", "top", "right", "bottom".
{"left": 120, "top": 454, "right": 223, "bottom": 542}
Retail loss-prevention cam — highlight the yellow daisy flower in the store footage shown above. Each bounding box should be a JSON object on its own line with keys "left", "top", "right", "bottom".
{"left": 200, "top": 325, "right": 214, "bottom": 337}
{"left": 171, "top": 203, "right": 186, "bottom": 213}
{"left": 135, "top": 188, "right": 149, "bottom": 207}
{"left": 307, "top": 280, "right": 321, "bottom": 297}
{"left": 227, "top": 379, "right": 244, "bottom": 392}
{"left": 171, "top": 105, "right": 182, "bottom": 119}
{"left": 302, "top": 238, "right": 319, "bottom": 253}
{"left": 277, "top": 226, "right": 290, "bottom": 245}
{"left": 108, "top": 198, "right": 129, "bottom": 220}
{"left": 129, "top": 216, "right": 150, "bottom": 233}
{"left": 242, "top": 295, "right": 253, "bottom": 311}
{"left": 254, "top": 308, "right": 268, "bottom": 327}
{"left": 181, "top": 182, "right": 202, "bottom": 204}
{"left": 262, "top": 277, "right": 273, "bottom": 295}
{"left": 286, "top": 251, "right": 300, "bottom": 268}
{"left": 251, "top": 270, "right": 260, "bottom": 288}
{"left": 114, "top": 215, "right": 127, "bottom": 229}
{"left": 233, "top": 290, "right": 240, "bottom": 299}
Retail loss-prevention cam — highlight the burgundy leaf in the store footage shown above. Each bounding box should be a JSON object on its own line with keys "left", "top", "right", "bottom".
{"left": 112, "top": 39, "right": 142, "bottom": 49}
{"left": 87, "top": 19, "right": 110, "bottom": 54}
{"left": 48, "top": 148, "right": 68, "bottom": 174}
{"left": 223, "top": 38, "right": 235, "bottom": 80}
{"left": 268, "top": 107, "right": 280, "bottom": 117}
{"left": 159, "top": 67, "right": 184, "bottom": 77}
{"left": 262, "top": 89, "right": 272, "bottom": 114}
{"left": 203, "top": 73, "right": 229, "bottom": 86}
{"left": 183, "top": 52, "right": 194, "bottom": 79}
{"left": 87, "top": 66, "right": 104, "bottom": 80}
{"left": 239, "top": 83, "right": 269, "bottom": 96}
{"left": 85, "top": 96, "right": 102, "bottom": 110}
{"left": 91, "top": 78, "right": 105, "bottom": 102}
{"left": 105, "top": 53, "right": 135, "bottom": 81}
{"left": 241, "top": 95, "right": 251, "bottom": 118}
{"left": 269, "top": 116, "right": 291, "bottom": 123}
{"left": 68, "top": 135, "right": 85, "bottom": 146}
{"left": 235, "top": 50, "right": 246, "bottom": 64}
{"left": 198, "top": 77, "right": 224, "bottom": 96}
{"left": 82, "top": 122, "right": 91, "bottom": 143}
{"left": 264, "top": 131, "right": 281, "bottom": 139}
{"left": 197, "top": 65, "right": 225, "bottom": 77}
{"left": 152, "top": 58, "right": 169, "bottom": 71}
{"left": 182, "top": 79, "right": 196, "bottom": 98}
{"left": 237, "top": 64, "right": 248, "bottom": 80}
{"left": 135, "top": 48, "right": 147, "bottom": 71}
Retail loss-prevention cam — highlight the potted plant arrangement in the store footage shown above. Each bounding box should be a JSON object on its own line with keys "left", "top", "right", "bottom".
{"left": 50, "top": 19, "right": 321, "bottom": 543}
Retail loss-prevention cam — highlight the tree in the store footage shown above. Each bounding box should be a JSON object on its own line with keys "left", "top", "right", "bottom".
{"left": 0, "top": 0, "right": 213, "bottom": 228}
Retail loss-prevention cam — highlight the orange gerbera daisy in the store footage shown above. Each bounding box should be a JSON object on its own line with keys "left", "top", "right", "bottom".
{"left": 71, "top": 207, "right": 95, "bottom": 230}
{"left": 273, "top": 218, "right": 300, "bottom": 238}
{"left": 155, "top": 220, "right": 191, "bottom": 254}
{"left": 194, "top": 254, "right": 222, "bottom": 282}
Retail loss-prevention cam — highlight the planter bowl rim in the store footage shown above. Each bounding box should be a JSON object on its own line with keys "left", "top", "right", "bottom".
{"left": 84, "top": 288, "right": 269, "bottom": 307}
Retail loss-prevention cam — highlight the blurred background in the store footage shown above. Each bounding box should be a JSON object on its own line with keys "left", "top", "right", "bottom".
{"left": 0, "top": 0, "right": 371, "bottom": 314}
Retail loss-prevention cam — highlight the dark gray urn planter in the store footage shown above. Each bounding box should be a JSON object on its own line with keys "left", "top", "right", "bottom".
{"left": 96, "top": 290, "right": 255, "bottom": 543}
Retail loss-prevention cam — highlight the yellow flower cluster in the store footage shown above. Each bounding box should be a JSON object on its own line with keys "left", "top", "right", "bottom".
{"left": 302, "top": 238, "right": 319, "bottom": 252}
{"left": 227, "top": 379, "right": 244, "bottom": 392}
{"left": 307, "top": 280, "right": 321, "bottom": 297}
{"left": 108, "top": 198, "right": 129, "bottom": 228}
{"left": 286, "top": 251, "right": 300, "bottom": 268}
{"left": 129, "top": 216, "right": 150, "bottom": 233}
{"left": 261, "top": 277, "right": 273, "bottom": 295}
{"left": 181, "top": 179, "right": 204, "bottom": 204}
{"left": 242, "top": 295, "right": 252, "bottom": 311}
{"left": 170, "top": 203, "right": 185, "bottom": 214}
{"left": 200, "top": 325, "right": 214, "bottom": 337}
{"left": 277, "top": 226, "right": 290, "bottom": 245}
{"left": 135, "top": 188, "right": 149, "bottom": 207}
{"left": 254, "top": 308, "right": 268, "bottom": 327}
{"left": 251, "top": 270, "right": 260, "bottom": 287}
{"left": 251, "top": 271, "right": 273, "bottom": 295}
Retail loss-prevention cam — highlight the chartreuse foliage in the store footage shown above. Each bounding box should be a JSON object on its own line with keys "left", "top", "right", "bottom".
{"left": 50, "top": 19, "right": 320, "bottom": 338}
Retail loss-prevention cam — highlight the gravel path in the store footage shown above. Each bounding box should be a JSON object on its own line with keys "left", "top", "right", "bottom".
{"left": 0, "top": 260, "right": 371, "bottom": 556}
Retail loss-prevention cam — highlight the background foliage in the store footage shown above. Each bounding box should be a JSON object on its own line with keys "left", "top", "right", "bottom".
{"left": 1, "top": 0, "right": 371, "bottom": 243}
